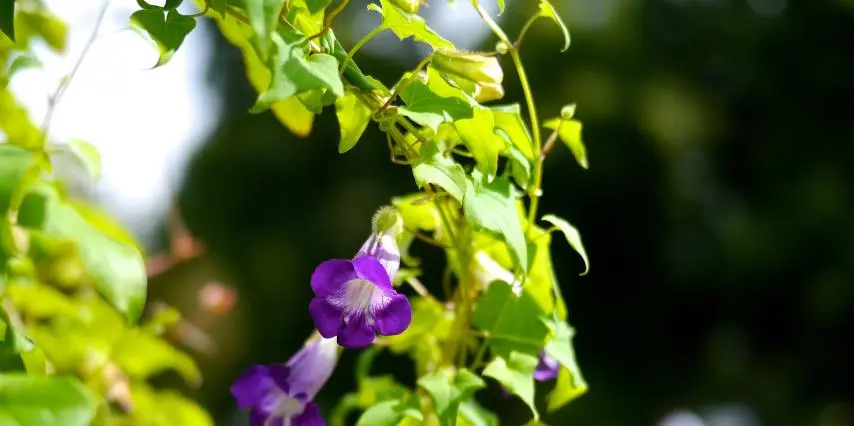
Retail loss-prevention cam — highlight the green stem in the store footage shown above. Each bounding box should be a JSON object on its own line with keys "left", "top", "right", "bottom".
{"left": 341, "top": 25, "right": 385, "bottom": 73}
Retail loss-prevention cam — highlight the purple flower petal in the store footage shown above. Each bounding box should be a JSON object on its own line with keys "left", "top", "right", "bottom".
{"left": 250, "top": 408, "right": 272, "bottom": 426}
{"left": 356, "top": 233, "right": 401, "bottom": 279}
{"left": 309, "top": 298, "right": 343, "bottom": 338}
{"left": 374, "top": 294, "right": 412, "bottom": 336}
{"left": 293, "top": 402, "right": 325, "bottom": 426}
{"left": 352, "top": 256, "right": 393, "bottom": 293}
{"left": 311, "top": 259, "right": 357, "bottom": 297}
{"left": 267, "top": 365, "right": 291, "bottom": 394}
{"left": 533, "top": 351, "right": 560, "bottom": 382}
{"left": 231, "top": 365, "right": 277, "bottom": 409}
{"left": 337, "top": 316, "right": 376, "bottom": 348}
{"left": 285, "top": 338, "right": 339, "bottom": 400}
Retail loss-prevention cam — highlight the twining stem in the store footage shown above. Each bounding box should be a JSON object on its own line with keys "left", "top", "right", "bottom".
{"left": 342, "top": 25, "right": 385, "bottom": 73}
{"left": 471, "top": 1, "right": 545, "bottom": 232}
{"left": 514, "top": 13, "right": 541, "bottom": 49}
{"left": 40, "top": 0, "right": 109, "bottom": 147}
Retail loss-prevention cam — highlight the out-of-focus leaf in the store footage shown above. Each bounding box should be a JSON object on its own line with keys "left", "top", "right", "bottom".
{"left": 112, "top": 383, "right": 214, "bottom": 426}
{"left": 112, "top": 329, "right": 201, "bottom": 386}
{"left": 130, "top": 8, "right": 196, "bottom": 67}
{"left": 211, "top": 0, "right": 228, "bottom": 16}
{"left": 0, "top": 374, "right": 96, "bottom": 426}
{"left": 464, "top": 172, "right": 528, "bottom": 272}
{"left": 411, "top": 142, "right": 468, "bottom": 202}
{"left": 473, "top": 281, "right": 549, "bottom": 357}
{"left": 23, "top": 185, "right": 147, "bottom": 323}
{"left": 335, "top": 90, "right": 373, "bottom": 153}
{"left": 537, "top": 0, "right": 570, "bottom": 52}
{"left": 458, "top": 399, "right": 499, "bottom": 426}
{"left": 356, "top": 396, "right": 422, "bottom": 426}
{"left": 66, "top": 139, "right": 102, "bottom": 180}
{"left": 386, "top": 297, "right": 452, "bottom": 375}
{"left": 482, "top": 352, "right": 539, "bottom": 419}
{"left": 542, "top": 214, "right": 589, "bottom": 275}
{"left": 0, "top": 0, "right": 14, "bottom": 41}
{"left": 367, "top": 0, "right": 454, "bottom": 50}
{"left": 0, "top": 89, "right": 43, "bottom": 149}
{"left": 417, "top": 368, "right": 485, "bottom": 426}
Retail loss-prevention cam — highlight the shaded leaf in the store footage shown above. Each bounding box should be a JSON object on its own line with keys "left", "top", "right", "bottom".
{"left": 464, "top": 173, "right": 527, "bottom": 272}
{"left": 473, "top": 281, "right": 549, "bottom": 357}
{"left": 0, "top": 374, "right": 96, "bottom": 426}
{"left": 211, "top": 0, "right": 228, "bottom": 16}
{"left": 130, "top": 8, "right": 197, "bottom": 67}
{"left": 335, "top": 90, "right": 373, "bottom": 153}
{"left": 458, "top": 399, "right": 499, "bottom": 426}
{"left": 411, "top": 142, "right": 468, "bottom": 202}
{"left": 483, "top": 352, "right": 539, "bottom": 419}
{"left": 538, "top": 0, "right": 570, "bottom": 52}
{"left": 417, "top": 368, "right": 485, "bottom": 426}
{"left": 398, "top": 78, "right": 473, "bottom": 132}
{"left": 66, "top": 139, "right": 101, "bottom": 180}
{"left": 542, "top": 214, "right": 589, "bottom": 275}
{"left": 385, "top": 297, "right": 453, "bottom": 375}
{"left": 0, "top": 0, "right": 14, "bottom": 41}
{"left": 368, "top": 0, "right": 454, "bottom": 50}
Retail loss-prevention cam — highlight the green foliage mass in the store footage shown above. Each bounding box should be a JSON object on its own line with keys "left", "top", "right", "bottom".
{"left": 0, "top": 0, "right": 592, "bottom": 424}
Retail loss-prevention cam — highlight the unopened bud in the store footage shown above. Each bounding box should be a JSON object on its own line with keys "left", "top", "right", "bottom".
{"left": 560, "top": 103, "right": 576, "bottom": 119}
{"left": 495, "top": 41, "right": 510, "bottom": 55}
{"left": 389, "top": 0, "right": 422, "bottom": 13}
{"left": 372, "top": 206, "right": 403, "bottom": 237}
{"left": 431, "top": 50, "right": 504, "bottom": 87}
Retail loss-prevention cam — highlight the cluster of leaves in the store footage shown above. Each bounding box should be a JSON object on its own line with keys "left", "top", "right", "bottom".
{"left": 1, "top": 2, "right": 212, "bottom": 425}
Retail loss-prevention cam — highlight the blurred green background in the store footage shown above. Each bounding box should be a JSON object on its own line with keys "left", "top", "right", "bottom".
{"left": 143, "top": 0, "right": 854, "bottom": 425}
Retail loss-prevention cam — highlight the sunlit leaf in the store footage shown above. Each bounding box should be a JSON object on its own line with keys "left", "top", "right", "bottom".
{"left": 335, "top": 90, "right": 373, "bottom": 153}
{"left": 386, "top": 297, "right": 453, "bottom": 375}
{"left": 130, "top": 8, "right": 197, "bottom": 67}
{"left": 417, "top": 368, "right": 485, "bottom": 426}
{"left": 411, "top": 141, "right": 468, "bottom": 202}
{"left": 464, "top": 172, "right": 528, "bottom": 272}
{"left": 538, "top": 0, "right": 570, "bottom": 52}
{"left": 473, "top": 281, "right": 549, "bottom": 357}
{"left": 482, "top": 352, "right": 539, "bottom": 419}
{"left": 0, "top": 89, "right": 43, "bottom": 149}
{"left": 541, "top": 214, "right": 589, "bottom": 275}
{"left": 544, "top": 320, "right": 587, "bottom": 411}
{"left": 491, "top": 104, "right": 534, "bottom": 160}
{"left": 112, "top": 329, "right": 202, "bottom": 386}
{"left": 251, "top": 30, "right": 344, "bottom": 113}
{"left": 455, "top": 108, "right": 505, "bottom": 179}
{"left": 458, "top": 399, "right": 499, "bottom": 426}
{"left": 368, "top": 0, "right": 454, "bottom": 50}
{"left": 118, "top": 383, "right": 214, "bottom": 426}
{"left": 0, "top": 374, "right": 96, "bottom": 426}
{"left": 356, "top": 396, "right": 422, "bottom": 426}
{"left": 66, "top": 139, "right": 102, "bottom": 180}
{"left": 542, "top": 116, "right": 587, "bottom": 169}
{"left": 398, "top": 78, "right": 473, "bottom": 132}
{"left": 6, "top": 283, "right": 79, "bottom": 319}
{"left": 392, "top": 193, "right": 439, "bottom": 232}
{"left": 505, "top": 143, "right": 532, "bottom": 189}
{"left": 0, "top": 306, "right": 33, "bottom": 355}
{"left": 246, "top": 0, "right": 287, "bottom": 60}
{"left": 319, "top": 29, "right": 383, "bottom": 93}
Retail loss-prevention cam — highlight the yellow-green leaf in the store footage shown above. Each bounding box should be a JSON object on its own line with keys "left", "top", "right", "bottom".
{"left": 368, "top": 0, "right": 454, "bottom": 51}
{"left": 543, "top": 116, "right": 587, "bottom": 169}
{"left": 455, "top": 108, "right": 505, "bottom": 179}
{"left": 335, "top": 90, "right": 373, "bottom": 153}
{"left": 538, "top": 0, "right": 570, "bottom": 52}
{"left": 542, "top": 214, "right": 589, "bottom": 276}
{"left": 66, "top": 139, "right": 102, "bottom": 180}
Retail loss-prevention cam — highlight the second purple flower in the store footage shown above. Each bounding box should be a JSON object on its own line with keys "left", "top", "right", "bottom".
{"left": 308, "top": 208, "right": 412, "bottom": 348}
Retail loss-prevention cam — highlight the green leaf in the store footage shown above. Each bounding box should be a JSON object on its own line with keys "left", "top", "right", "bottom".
{"left": 112, "top": 329, "right": 202, "bottom": 386}
{"left": 66, "top": 139, "right": 102, "bottom": 180}
{"left": 538, "top": 0, "right": 570, "bottom": 52}
{"left": 120, "top": 384, "right": 214, "bottom": 426}
{"left": 368, "top": 0, "right": 454, "bottom": 50}
{"left": 252, "top": 30, "right": 344, "bottom": 113}
{"left": 319, "top": 29, "right": 383, "bottom": 93}
{"left": 0, "top": 374, "right": 96, "bottom": 426}
{"left": 458, "top": 399, "right": 499, "bottom": 426}
{"left": 0, "top": 0, "right": 14, "bottom": 41}
{"left": 246, "top": 0, "right": 287, "bottom": 60}
{"left": 211, "top": 0, "right": 228, "bottom": 16}
{"left": 131, "top": 8, "right": 197, "bottom": 67}
{"left": 505, "top": 143, "right": 532, "bottom": 190}
{"left": 398, "top": 78, "right": 473, "bottom": 132}
{"left": 411, "top": 142, "right": 468, "bottom": 202}
{"left": 392, "top": 193, "right": 439, "bottom": 232}
{"left": 483, "top": 352, "right": 539, "bottom": 419}
{"left": 464, "top": 173, "right": 528, "bottom": 272}
{"left": 545, "top": 320, "right": 587, "bottom": 411}
{"left": 164, "top": 0, "right": 183, "bottom": 8}
{"left": 0, "top": 306, "right": 33, "bottom": 354}
{"left": 386, "top": 297, "right": 453, "bottom": 374}
{"left": 455, "top": 108, "right": 505, "bottom": 179}
{"left": 491, "top": 104, "right": 534, "bottom": 160}
{"left": 23, "top": 185, "right": 147, "bottom": 323}
{"left": 0, "top": 145, "right": 37, "bottom": 215}
{"left": 541, "top": 214, "right": 589, "bottom": 276}
{"left": 417, "top": 368, "right": 485, "bottom": 426}
{"left": 305, "top": 0, "right": 334, "bottom": 14}
{"left": 4, "top": 53, "right": 42, "bottom": 83}
{"left": 356, "top": 396, "right": 422, "bottom": 426}
{"left": 542, "top": 116, "right": 587, "bottom": 169}
{"left": 335, "top": 90, "right": 373, "bottom": 153}
{"left": 473, "top": 281, "right": 549, "bottom": 357}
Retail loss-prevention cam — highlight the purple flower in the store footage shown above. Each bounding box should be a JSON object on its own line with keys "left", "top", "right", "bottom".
{"left": 231, "top": 337, "right": 338, "bottom": 426}
{"left": 533, "top": 350, "right": 560, "bottom": 382}
{"left": 308, "top": 229, "right": 412, "bottom": 348}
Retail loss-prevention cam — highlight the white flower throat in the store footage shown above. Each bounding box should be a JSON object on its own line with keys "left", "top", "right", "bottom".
{"left": 329, "top": 279, "right": 390, "bottom": 321}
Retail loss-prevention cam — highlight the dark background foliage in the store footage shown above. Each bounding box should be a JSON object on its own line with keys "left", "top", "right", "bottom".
{"left": 148, "top": 1, "right": 854, "bottom": 424}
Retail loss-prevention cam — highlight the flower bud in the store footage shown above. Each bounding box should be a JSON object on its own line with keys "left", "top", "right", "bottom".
{"left": 431, "top": 50, "right": 504, "bottom": 87}
{"left": 372, "top": 205, "right": 403, "bottom": 237}
{"left": 389, "top": 0, "right": 422, "bottom": 14}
